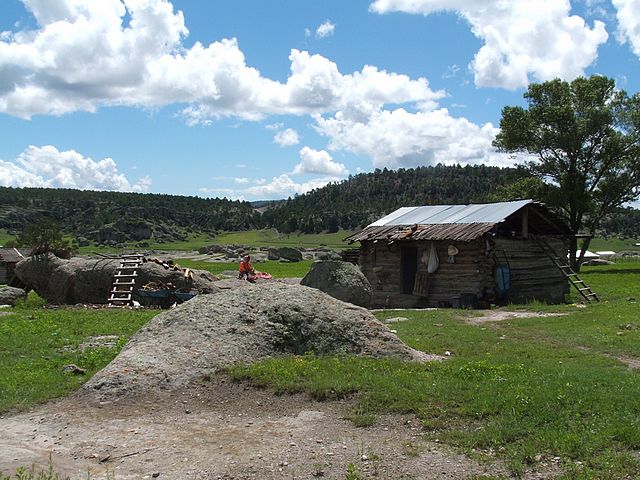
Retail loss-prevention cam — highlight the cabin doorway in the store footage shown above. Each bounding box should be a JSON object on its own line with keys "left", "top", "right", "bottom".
{"left": 400, "top": 247, "right": 418, "bottom": 294}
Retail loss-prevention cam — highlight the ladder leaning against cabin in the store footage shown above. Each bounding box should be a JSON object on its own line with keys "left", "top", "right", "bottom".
{"left": 108, "top": 253, "right": 144, "bottom": 307}
{"left": 532, "top": 236, "right": 599, "bottom": 303}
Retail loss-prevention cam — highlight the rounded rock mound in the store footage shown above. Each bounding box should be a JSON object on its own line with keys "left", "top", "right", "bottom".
{"left": 14, "top": 254, "right": 218, "bottom": 305}
{"left": 301, "top": 260, "right": 372, "bottom": 307}
{"left": 85, "top": 282, "right": 438, "bottom": 398}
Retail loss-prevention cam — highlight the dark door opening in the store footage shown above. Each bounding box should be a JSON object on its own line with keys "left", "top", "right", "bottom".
{"left": 401, "top": 247, "right": 418, "bottom": 294}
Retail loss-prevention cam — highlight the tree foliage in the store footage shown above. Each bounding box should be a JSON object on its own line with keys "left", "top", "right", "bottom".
{"left": 16, "top": 217, "right": 71, "bottom": 258}
{"left": 493, "top": 75, "right": 640, "bottom": 268}
{"left": 0, "top": 187, "right": 259, "bottom": 244}
{"left": 261, "top": 164, "right": 527, "bottom": 233}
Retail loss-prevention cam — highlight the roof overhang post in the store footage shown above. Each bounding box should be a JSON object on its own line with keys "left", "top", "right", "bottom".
{"left": 521, "top": 207, "right": 529, "bottom": 238}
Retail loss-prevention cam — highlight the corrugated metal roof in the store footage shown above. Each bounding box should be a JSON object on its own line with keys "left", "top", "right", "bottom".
{"left": 368, "top": 199, "right": 532, "bottom": 227}
{"left": 0, "top": 247, "right": 26, "bottom": 264}
{"left": 345, "top": 200, "right": 541, "bottom": 243}
{"left": 347, "top": 223, "right": 497, "bottom": 243}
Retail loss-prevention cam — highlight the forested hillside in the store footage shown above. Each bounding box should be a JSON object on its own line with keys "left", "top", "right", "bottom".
{"left": 0, "top": 187, "right": 259, "bottom": 245}
{"left": 262, "top": 164, "right": 526, "bottom": 233}
{"left": 1, "top": 164, "right": 638, "bottom": 247}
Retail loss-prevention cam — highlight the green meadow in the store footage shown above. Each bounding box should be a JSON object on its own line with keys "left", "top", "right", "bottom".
{"left": 1, "top": 260, "right": 639, "bottom": 479}
{"left": 0, "top": 296, "right": 157, "bottom": 414}
{"left": 230, "top": 263, "right": 640, "bottom": 479}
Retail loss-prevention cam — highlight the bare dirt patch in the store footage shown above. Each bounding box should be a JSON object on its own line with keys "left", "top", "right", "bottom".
{"left": 464, "top": 310, "right": 569, "bottom": 325}
{"left": 613, "top": 355, "right": 640, "bottom": 371}
{"left": 0, "top": 376, "right": 518, "bottom": 480}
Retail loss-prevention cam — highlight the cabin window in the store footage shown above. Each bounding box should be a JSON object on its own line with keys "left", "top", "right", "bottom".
{"left": 400, "top": 247, "right": 418, "bottom": 294}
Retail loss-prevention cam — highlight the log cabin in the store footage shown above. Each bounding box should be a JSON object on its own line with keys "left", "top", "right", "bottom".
{"left": 345, "top": 200, "right": 572, "bottom": 308}
{"left": 0, "top": 247, "right": 29, "bottom": 285}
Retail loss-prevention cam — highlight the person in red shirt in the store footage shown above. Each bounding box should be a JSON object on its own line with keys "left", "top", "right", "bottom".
{"left": 238, "top": 255, "right": 255, "bottom": 280}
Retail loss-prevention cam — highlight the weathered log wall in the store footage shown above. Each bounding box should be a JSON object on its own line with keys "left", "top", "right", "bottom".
{"left": 493, "top": 237, "right": 569, "bottom": 304}
{"left": 360, "top": 239, "right": 492, "bottom": 308}
{"left": 359, "top": 235, "right": 570, "bottom": 307}
{"left": 0, "top": 264, "right": 8, "bottom": 284}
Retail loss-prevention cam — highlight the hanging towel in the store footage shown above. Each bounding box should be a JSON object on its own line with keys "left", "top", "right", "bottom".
{"left": 427, "top": 242, "right": 439, "bottom": 274}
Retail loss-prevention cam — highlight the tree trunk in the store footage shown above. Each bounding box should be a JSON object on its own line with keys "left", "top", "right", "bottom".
{"left": 569, "top": 235, "right": 579, "bottom": 272}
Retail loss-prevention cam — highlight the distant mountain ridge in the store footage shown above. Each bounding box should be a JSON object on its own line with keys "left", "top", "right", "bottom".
{"left": 1, "top": 164, "right": 637, "bottom": 246}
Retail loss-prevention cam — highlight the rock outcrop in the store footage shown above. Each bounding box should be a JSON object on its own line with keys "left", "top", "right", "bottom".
{"left": 0, "top": 286, "right": 27, "bottom": 306}
{"left": 15, "top": 254, "right": 218, "bottom": 305}
{"left": 301, "top": 260, "right": 372, "bottom": 307}
{"left": 85, "top": 282, "right": 439, "bottom": 398}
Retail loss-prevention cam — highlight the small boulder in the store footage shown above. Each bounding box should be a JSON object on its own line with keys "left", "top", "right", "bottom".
{"left": 301, "top": 260, "right": 372, "bottom": 307}
{"left": 0, "top": 286, "right": 27, "bottom": 306}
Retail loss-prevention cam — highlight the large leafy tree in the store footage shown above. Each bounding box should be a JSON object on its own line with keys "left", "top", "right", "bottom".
{"left": 493, "top": 75, "right": 640, "bottom": 269}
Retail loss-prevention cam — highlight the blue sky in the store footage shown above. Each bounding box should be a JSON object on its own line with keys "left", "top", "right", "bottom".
{"left": 0, "top": 0, "right": 639, "bottom": 201}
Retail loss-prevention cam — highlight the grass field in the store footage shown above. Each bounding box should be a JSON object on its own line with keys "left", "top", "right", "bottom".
{"left": 2, "top": 262, "right": 639, "bottom": 478}
{"left": 75, "top": 229, "right": 356, "bottom": 255}
{"left": 175, "top": 258, "right": 314, "bottom": 278}
{"left": 584, "top": 237, "right": 640, "bottom": 253}
{"left": 6, "top": 226, "right": 637, "bottom": 256}
{"left": 0, "top": 229, "right": 17, "bottom": 246}
{"left": 0, "top": 297, "right": 157, "bottom": 414}
{"left": 230, "top": 262, "right": 640, "bottom": 479}
{"left": 208, "top": 229, "right": 355, "bottom": 249}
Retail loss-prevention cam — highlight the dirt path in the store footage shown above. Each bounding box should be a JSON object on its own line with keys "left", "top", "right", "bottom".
{"left": 0, "top": 376, "right": 513, "bottom": 480}
{"left": 464, "top": 310, "right": 569, "bottom": 325}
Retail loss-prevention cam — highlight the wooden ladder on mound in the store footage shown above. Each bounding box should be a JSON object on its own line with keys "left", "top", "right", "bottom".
{"left": 107, "top": 253, "right": 144, "bottom": 307}
{"left": 533, "top": 237, "right": 599, "bottom": 303}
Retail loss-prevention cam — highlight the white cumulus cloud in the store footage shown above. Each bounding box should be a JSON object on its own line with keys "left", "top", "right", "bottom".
{"left": 316, "top": 20, "right": 336, "bottom": 38}
{"left": 0, "top": 145, "right": 151, "bottom": 192}
{"left": 273, "top": 128, "right": 300, "bottom": 147}
{"left": 0, "top": 0, "right": 441, "bottom": 122}
{"left": 246, "top": 174, "right": 341, "bottom": 199}
{"left": 313, "top": 108, "right": 513, "bottom": 169}
{"left": 370, "top": 0, "right": 608, "bottom": 89}
{"left": 292, "top": 146, "right": 349, "bottom": 176}
{"left": 612, "top": 0, "right": 640, "bottom": 57}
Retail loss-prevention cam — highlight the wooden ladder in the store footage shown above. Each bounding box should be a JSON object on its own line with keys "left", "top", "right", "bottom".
{"left": 108, "top": 253, "right": 144, "bottom": 307}
{"left": 534, "top": 237, "right": 599, "bottom": 303}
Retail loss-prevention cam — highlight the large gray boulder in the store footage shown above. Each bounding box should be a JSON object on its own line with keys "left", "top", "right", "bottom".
{"left": 14, "top": 254, "right": 219, "bottom": 305}
{"left": 301, "top": 260, "right": 372, "bottom": 307}
{"left": 0, "top": 286, "right": 27, "bottom": 306}
{"left": 268, "top": 247, "right": 303, "bottom": 262}
{"left": 85, "top": 282, "right": 439, "bottom": 398}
